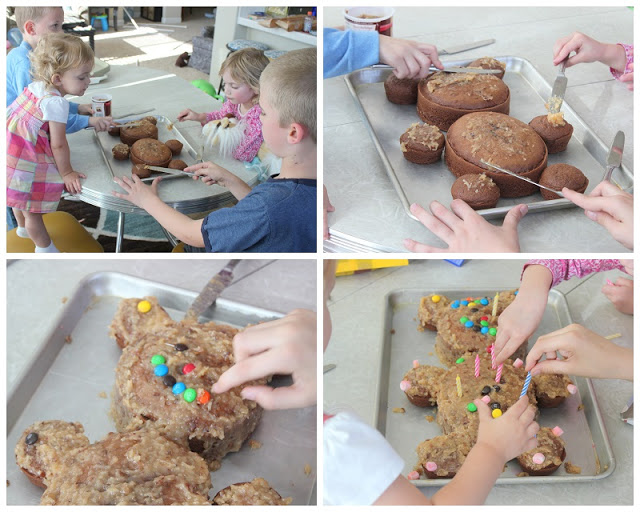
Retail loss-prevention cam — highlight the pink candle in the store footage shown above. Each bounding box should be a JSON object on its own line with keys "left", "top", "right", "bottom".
{"left": 495, "top": 363, "right": 503, "bottom": 383}
{"left": 490, "top": 344, "right": 496, "bottom": 369}
{"left": 474, "top": 354, "right": 480, "bottom": 379}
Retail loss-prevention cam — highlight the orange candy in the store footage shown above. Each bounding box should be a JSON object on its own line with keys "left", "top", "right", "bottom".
{"left": 198, "top": 390, "right": 210, "bottom": 405}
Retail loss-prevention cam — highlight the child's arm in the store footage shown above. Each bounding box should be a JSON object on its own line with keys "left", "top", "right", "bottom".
{"left": 553, "top": 32, "right": 628, "bottom": 71}
{"left": 212, "top": 309, "right": 317, "bottom": 409}
{"left": 177, "top": 108, "right": 207, "bottom": 123}
{"left": 323, "top": 185, "right": 335, "bottom": 240}
{"left": 231, "top": 107, "right": 263, "bottom": 162}
{"left": 112, "top": 175, "right": 205, "bottom": 247}
{"left": 49, "top": 121, "right": 85, "bottom": 194}
{"left": 403, "top": 200, "right": 528, "bottom": 253}
{"left": 526, "top": 324, "right": 633, "bottom": 380}
{"left": 185, "top": 161, "right": 251, "bottom": 200}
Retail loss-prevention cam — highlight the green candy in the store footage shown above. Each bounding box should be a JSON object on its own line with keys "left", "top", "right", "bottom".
{"left": 183, "top": 388, "right": 197, "bottom": 403}
{"left": 467, "top": 403, "right": 477, "bottom": 412}
{"left": 151, "top": 354, "right": 165, "bottom": 365}
{"left": 480, "top": 320, "right": 489, "bottom": 326}
{"left": 489, "top": 328, "right": 497, "bottom": 336}
{"left": 459, "top": 316, "right": 468, "bottom": 324}
{"left": 456, "top": 357, "right": 465, "bottom": 364}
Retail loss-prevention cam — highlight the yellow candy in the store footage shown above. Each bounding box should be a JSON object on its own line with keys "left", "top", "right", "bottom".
{"left": 431, "top": 295, "right": 441, "bottom": 303}
{"left": 491, "top": 409, "right": 503, "bottom": 418}
{"left": 137, "top": 300, "right": 152, "bottom": 313}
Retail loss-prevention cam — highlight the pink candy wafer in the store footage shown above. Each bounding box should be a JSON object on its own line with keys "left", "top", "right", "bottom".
{"left": 400, "top": 380, "right": 411, "bottom": 392}
{"left": 413, "top": 359, "right": 419, "bottom": 368}
{"left": 407, "top": 470, "right": 420, "bottom": 480}
{"left": 532, "top": 453, "right": 546, "bottom": 465}
{"left": 552, "top": 426, "right": 564, "bottom": 437}
{"left": 425, "top": 461, "right": 438, "bottom": 472}
{"left": 567, "top": 384, "right": 578, "bottom": 395}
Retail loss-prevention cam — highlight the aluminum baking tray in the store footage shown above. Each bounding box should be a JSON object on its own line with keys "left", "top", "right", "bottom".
{"left": 375, "top": 288, "right": 614, "bottom": 485}
{"left": 6, "top": 272, "right": 317, "bottom": 505}
{"left": 345, "top": 57, "right": 634, "bottom": 221}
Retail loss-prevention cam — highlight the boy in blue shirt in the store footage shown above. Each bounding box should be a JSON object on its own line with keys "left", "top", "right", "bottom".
{"left": 113, "top": 48, "right": 317, "bottom": 253}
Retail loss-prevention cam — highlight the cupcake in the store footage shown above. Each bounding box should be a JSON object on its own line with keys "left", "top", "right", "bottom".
{"left": 165, "top": 139, "right": 183, "bottom": 156}
{"left": 517, "top": 427, "right": 566, "bottom": 476}
{"left": 168, "top": 159, "right": 188, "bottom": 171}
{"left": 131, "top": 163, "right": 152, "bottom": 178}
{"left": 450, "top": 173, "right": 500, "bottom": 210}
{"left": 402, "top": 365, "right": 447, "bottom": 407}
{"left": 112, "top": 143, "right": 130, "bottom": 161}
{"left": 384, "top": 74, "right": 423, "bottom": 105}
{"left": 466, "top": 57, "right": 506, "bottom": 79}
{"left": 529, "top": 114, "right": 573, "bottom": 154}
{"left": 400, "top": 123, "right": 445, "bottom": 164}
{"left": 533, "top": 373, "right": 573, "bottom": 408}
{"left": 538, "top": 164, "right": 588, "bottom": 200}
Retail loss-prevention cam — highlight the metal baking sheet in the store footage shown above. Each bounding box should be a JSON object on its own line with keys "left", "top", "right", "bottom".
{"left": 6, "top": 272, "right": 317, "bottom": 505}
{"left": 345, "top": 57, "right": 634, "bottom": 221}
{"left": 375, "top": 288, "right": 614, "bottom": 485}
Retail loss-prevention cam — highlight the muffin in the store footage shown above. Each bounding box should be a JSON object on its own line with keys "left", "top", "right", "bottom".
{"left": 169, "top": 159, "right": 188, "bottom": 170}
{"left": 111, "top": 143, "right": 130, "bottom": 161}
{"left": 517, "top": 427, "right": 566, "bottom": 476}
{"left": 213, "top": 478, "right": 292, "bottom": 505}
{"left": 165, "top": 139, "right": 183, "bottom": 156}
{"left": 402, "top": 365, "right": 447, "bottom": 407}
{"left": 450, "top": 173, "right": 500, "bottom": 210}
{"left": 15, "top": 420, "right": 90, "bottom": 488}
{"left": 120, "top": 120, "right": 158, "bottom": 146}
{"left": 384, "top": 74, "right": 423, "bottom": 104}
{"left": 445, "top": 112, "right": 548, "bottom": 197}
{"left": 130, "top": 138, "right": 172, "bottom": 168}
{"left": 533, "top": 373, "right": 573, "bottom": 408}
{"left": 416, "top": 432, "right": 472, "bottom": 479}
{"left": 529, "top": 114, "right": 573, "bottom": 154}
{"left": 131, "top": 163, "right": 152, "bottom": 178}
{"left": 108, "top": 123, "right": 121, "bottom": 136}
{"left": 466, "top": 57, "right": 506, "bottom": 79}
{"left": 538, "top": 164, "right": 588, "bottom": 200}
{"left": 400, "top": 123, "right": 445, "bottom": 164}
{"left": 417, "top": 72, "right": 510, "bottom": 130}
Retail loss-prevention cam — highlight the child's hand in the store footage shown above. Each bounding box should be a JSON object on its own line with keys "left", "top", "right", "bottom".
{"left": 112, "top": 175, "right": 162, "bottom": 208}
{"left": 562, "top": 182, "right": 633, "bottom": 250}
{"left": 495, "top": 296, "right": 546, "bottom": 366}
{"left": 379, "top": 35, "right": 443, "bottom": 79}
{"left": 474, "top": 396, "right": 539, "bottom": 463}
{"left": 78, "top": 104, "right": 94, "bottom": 115}
{"left": 62, "top": 171, "right": 86, "bottom": 195}
{"left": 403, "top": 200, "right": 527, "bottom": 253}
{"left": 323, "top": 185, "right": 335, "bottom": 240}
{"left": 619, "top": 62, "right": 634, "bottom": 91}
{"left": 177, "top": 108, "right": 207, "bottom": 123}
{"left": 184, "top": 161, "right": 232, "bottom": 186}
{"left": 89, "top": 116, "right": 113, "bottom": 132}
{"left": 602, "top": 277, "right": 633, "bottom": 315}
{"left": 553, "top": 32, "right": 627, "bottom": 72}
{"left": 212, "top": 309, "right": 317, "bottom": 410}
{"left": 526, "top": 324, "right": 633, "bottom": 380}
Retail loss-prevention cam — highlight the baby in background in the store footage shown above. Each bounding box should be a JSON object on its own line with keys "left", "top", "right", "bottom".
{"left": 177, "top": 48, "right": 270, "bottom": 162}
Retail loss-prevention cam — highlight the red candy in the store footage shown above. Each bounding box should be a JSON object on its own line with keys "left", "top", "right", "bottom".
{"left": 481, "top": 316, "right": 488, "bottom": 321}
{"left": 182, "top": 363, "right": 196, "bottom": 374}
{"left": 486, "top": 345, "right": 492, "bottom": 353}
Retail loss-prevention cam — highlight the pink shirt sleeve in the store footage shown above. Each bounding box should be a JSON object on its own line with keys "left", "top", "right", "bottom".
{"left": 523, "top": 259, "right": 627, "bottom": 288}
{"left": 205, "top": 100, "right": 238, "bottom": 123}
{"left": 610, "top": 43, "right": 633, "bottom": 80}
{"left": 231, "top": 104, "right": 263, "bottom": 162}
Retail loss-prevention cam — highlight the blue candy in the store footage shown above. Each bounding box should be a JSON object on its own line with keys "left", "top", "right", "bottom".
{"left": 172, "top": 382, "right": 186, "bottom": 394}
{"left": 461, "top": 300, "right": 469, "bottom": 306}
{"left": 154, "top": 364, "right": 168, "bottom": 377}
{"left": 481, "top": 326, "right": 489, "bottom": 334}
{"left": 480, "top": 298, "right": 489, "bottom": 305}
{"left": 451, "top": 301, "right": 460, "bottom": 309}
{"left": 465, "top": 320, "right": 474, "bottom": 328}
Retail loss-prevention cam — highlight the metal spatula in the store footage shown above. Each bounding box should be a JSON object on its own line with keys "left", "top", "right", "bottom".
{"left": 184, "top": 260, "right": 241, "bottom": 321}
{"left": 480, "top": 160, "right": 565, "bottom": 198}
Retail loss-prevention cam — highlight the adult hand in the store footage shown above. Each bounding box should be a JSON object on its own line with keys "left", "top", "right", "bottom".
{"left": 562, "top": 181, "right": 633, "bottom": 250}
{"left": 526, "top": 324, "right": 633, "bottom": 380}
{"left": 379, "top": 35, "right": 443, "bottom": 79}
{"left": 212, "top": 309, "right": 317, "bottom": 410}
{"left": 323, "top": 185, "right": 335, "bottom": 240}
{"left": 403, "top": 200, "right": 527, "bottom": 253}
{"left": 112, "top": 174, "right": 162, "bottom": 208}
{"left": 62, "top": 170, "right": 86, "bottom": 195}
{"left": 602, "top": 277, "right": 633, "bottom": 315}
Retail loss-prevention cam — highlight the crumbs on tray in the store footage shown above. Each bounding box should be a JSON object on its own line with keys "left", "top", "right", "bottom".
{"left": 248, "top": 439, "right": 262, "bottom": 450}
{"left": 392, "top": 407, "right": 406, "bottom": 414}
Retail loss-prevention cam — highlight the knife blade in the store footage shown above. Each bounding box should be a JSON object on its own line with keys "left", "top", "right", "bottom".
{"left": 480, "top": 160, "right": 565, "bottom": 198}
{"left": 144, "top": 164, "right": 192, "bottom": 177}
{"left": 323, "top": 364, "right": 336, "bottom": 374}
{"left": 548, "top": 58, "right": 568, "bottom": 114}
{"left": 372, "top": 64, "right": 501, "bottom": 75}
{"left": 184, "top": 260, "right": 241, "bottom": 321}
{"left": 113, "top": 108, "right": 155, "bottom": 121}
{"left": 602, "top": 131, "right": 625, "bottom": 182}
{"left": 440, "top": 38, "right": 495, "bottom": 55}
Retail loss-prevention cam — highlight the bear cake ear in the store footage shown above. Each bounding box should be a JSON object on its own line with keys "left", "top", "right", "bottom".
{"left": 109, "top": 297, "right": 174, "bottom": 349}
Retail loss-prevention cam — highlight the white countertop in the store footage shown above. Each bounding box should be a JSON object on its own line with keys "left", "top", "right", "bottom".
{"left": 324, "top": 259, "right": 632, "bottom": 505}
{"left": 323, "top": 7, "right": 633, "bottom": 253}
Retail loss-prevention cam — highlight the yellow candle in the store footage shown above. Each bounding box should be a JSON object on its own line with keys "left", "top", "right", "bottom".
{"left": 456, "top": 375, "right": 462, "bottom": 398}
{"left": 492, "top": 292, "right": 499, "bottom": 319}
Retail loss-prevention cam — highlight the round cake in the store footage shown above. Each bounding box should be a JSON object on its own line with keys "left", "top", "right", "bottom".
{"left": 130, "top": 138, "right": 172, "bottom": 168}
{"left": 120, "top": 121, "right": 158, "bottom": 146}
{"left": 213, "top": 478, "right": 292, "bottom": 505}
{"left": 417, "top": 72, "right": 510, "bottom": 130}
{"left": 445, "top": 112, "right": 548, "bottom": 197}
{"left": 15, "top": 420, "right": 89, "bottom": 489}
{"left": 466, "top": 57, "right": 506, "bottom": 79}
{"left": 529, "top": 114, "right": 573, "bottom": 154}
{"left": 384, "top": 74, "right": 423, "bottom": 105}
{"left": 517, "top": 427, "right": 566, "bottom": 476}
{"left": 400, "top": 123, "right": 445, "bottom": 164}
{"left": 402, "top": 365, "right": 447, "bottom": 407}
{"left": 450, "top": 173, "right": 500, "bottom": 210}
{"left": 39, "top": 430, "right": 211, "bottom": 505}
{"left": 110, "top": 297, "right": 265, "bottom": 471}
{"left": 169, "top": 159, "right": 188, "bottom": 170}
{"left": 165, "top": 139, "right": 183, "bottom": 156}
{"left": 538, "top": 164, "right": 588, "bottom": 200}
{"left": 112, "top": 143, "right": 130, "bottom": 161}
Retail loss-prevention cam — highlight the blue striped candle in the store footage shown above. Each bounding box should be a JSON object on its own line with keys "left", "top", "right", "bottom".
{"left": 520, "top": 371, "right": 532, "bottom": 397}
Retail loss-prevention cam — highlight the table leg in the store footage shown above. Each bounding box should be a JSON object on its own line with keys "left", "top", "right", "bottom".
{"left": 89, "top": 33, "right": 95, "bottom": 51}
{"left": 113, "top": 7, "right": 118, "bottom": 32}
{"left": 116, "top": 212, "right": 125, "bottom": 252}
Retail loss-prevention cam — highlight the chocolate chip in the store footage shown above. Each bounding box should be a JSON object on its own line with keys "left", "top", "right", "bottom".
{"left": 470, "top": 308, "right": 479, "bottom": 312}
{"left": 490, "top": 402, "right": 501, "bottom": 410}
{"left": 175, "top": 343, "right": 188, "bottom": 351}
{"left": 493, "top": 385, "right": 501, "bottom": 392}
{"left": 25, "top": 433, "right": 38, "bottom": 445}
{"left": 481, "top": 386, "right": 491, "bottom": 395}
{"left": 162, "top": 375, "right": 177, "bottom": 387}
{"left": 473, "top": 325, "right": 481, "bottom": 332}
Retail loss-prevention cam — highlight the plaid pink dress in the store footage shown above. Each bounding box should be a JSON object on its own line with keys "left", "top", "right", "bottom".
{"left": 7, "top": 87, "right": 65, "bottom": 213}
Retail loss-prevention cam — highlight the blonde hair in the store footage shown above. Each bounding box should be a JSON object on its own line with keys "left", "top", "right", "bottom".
{"left": 29, "top": 33, "right": 94, "bottom": 87}
{"left": 14, "top": 7, "right": 62, "bottom": 34}
{"left": 220, "top": 48, "right": 270, "bottom": 96}
{"left": 260, "top": 48, "right": 317, "bottom": 144}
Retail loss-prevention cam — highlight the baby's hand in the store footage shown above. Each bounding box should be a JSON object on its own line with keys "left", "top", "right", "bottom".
{"left": 62, "top": 171, "right": 86, "bottom": 195}
{"left": 112, "top": 174, "right": 162, "bottom": 208}
{"left": 89, "top": 116, "right": 113, "bottom": 132}
{"left": 378, "top": 35, "right": 443, "bottom": 79}
{"left": 602, "top": 277, "right": 633, "bottom": 315}
{"left": 475, "top": 396, "right": 539, "bottom": 463}
{"left": 78, "top": 103, "right": 94, "bottom": 115}
{"left": 212, "top": 309, "right": 317, "bottom": 410}
{"left": 184, "top": 161, "right": 232, "bottom": 187}
{"left": 177, "top": 108, "right": 206, "bottom": 123}
{"left": 403, "top": 200, "right": 527, "bottom": 253}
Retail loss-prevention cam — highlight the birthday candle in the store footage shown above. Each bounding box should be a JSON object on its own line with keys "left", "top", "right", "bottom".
{"left": 490, "top": 344, "right": 496, "bottom": 369}
{"left": 456, "top": 375, "right": 462, "bottom": 397}
{"left": 492, "top": 292, "right": 499, "bottom": 319}
{"left": 495, "top": 363, "right": 503, "bottom": 383}
{"left": 475, "top": 354, "right": 480, "bottom": 379}
{"left": 520, "top": 371, "right": 532, "bottom": 397}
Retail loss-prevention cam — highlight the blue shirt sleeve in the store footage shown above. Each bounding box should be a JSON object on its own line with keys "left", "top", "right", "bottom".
{"left": 323, "top": 28, "right": 380, "bottom": 79}
{"left": 6, "top": 42, "right": 32, "bottom": 107}
{"left": 65, "top": 110, "right": 90, "bottom": 133}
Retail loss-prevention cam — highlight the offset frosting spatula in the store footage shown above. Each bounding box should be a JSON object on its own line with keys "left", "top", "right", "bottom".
{"left": 480, "top": 160, "right": 565, "bottom": 198}
{"left": 184, "top": 260, "right": 241, "bottom": 321}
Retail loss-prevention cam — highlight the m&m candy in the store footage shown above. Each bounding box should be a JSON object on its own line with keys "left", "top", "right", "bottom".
{"left": 137, "top": 300, "right": 151, "bottom": 313}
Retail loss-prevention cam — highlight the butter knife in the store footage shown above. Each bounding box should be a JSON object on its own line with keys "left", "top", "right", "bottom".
{"left": 548, "top": 58, "right": 568, "bottom": 114}
{"left": 602, "top": 131, "right": 624, "bottom": 182}
{"left": 113, "top": 108, "right": 155, "bottom": 121}
{"left": 372, "top": 64, "right": 501, "bottom": 75}
{"left": 480, "top": 160, "right": 565, "bottom": 198}
{"left": 184, "top": 260, "right": 241, "bottom": 321}
{"left": 439, "top": 39, "right": 495, "bottom": 55}
{"left": 143, "top": 164, "right": 193, "bottom": 178}
{"left": 323, "top": 364, "right": 336, "bottom": 374}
